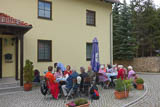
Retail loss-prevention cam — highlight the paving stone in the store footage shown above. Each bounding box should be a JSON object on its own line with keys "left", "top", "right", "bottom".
{"left": 131, "top": 74, "right": 160, "bottom": 107}
{"left": 0, "top": 75, "right": 148, "bottom": 107}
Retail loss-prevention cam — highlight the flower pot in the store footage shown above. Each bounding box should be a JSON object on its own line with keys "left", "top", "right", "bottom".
{"left": 24, "top": 83, "right": 32, "bottom": 91}
{"left": 114, "top": 91, "right": 129, "bottom": 99}
{"left": 136, "top": 84, "right": 144, "bottom": 90}
{"left": 66, "top": 102, "right": 90, "bottom": 107}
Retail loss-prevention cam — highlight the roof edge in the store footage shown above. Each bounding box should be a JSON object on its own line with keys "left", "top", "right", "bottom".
{"left": 104, "top": 0, "right": 121, "bottom": 4}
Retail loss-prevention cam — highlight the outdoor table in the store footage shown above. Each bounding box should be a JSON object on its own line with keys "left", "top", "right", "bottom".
{"left": 56, "top": 77, "right": 66, "bottom": 82}
{"left": 106, "top": 72, "right": 118, "bottom": 87}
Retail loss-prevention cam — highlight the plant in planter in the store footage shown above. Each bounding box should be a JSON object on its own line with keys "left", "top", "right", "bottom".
{"left": 66, "top": 98, "right": 90, "bottom": 107}
{"left": 135, "top": 78, "right": 144, "bottom": 90}
{"left": 114, "top": 79, "right": 132, "bottom": 99}
{"left": 23, "top": 60, "right": 34, "bottom": 91}
{"left": 123, "top": 79, "right": 133, "bottom": 91}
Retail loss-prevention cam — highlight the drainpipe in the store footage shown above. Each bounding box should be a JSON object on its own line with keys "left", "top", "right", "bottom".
{"left": 110, "top": 12, "right": 113, "bottom": 66}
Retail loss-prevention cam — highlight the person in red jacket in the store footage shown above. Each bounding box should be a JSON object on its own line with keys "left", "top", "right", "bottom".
{"left": 45, "top": 66, "right": 59, "bottom": 99}
{"left": 117, "top": 65, "right": 125, "bottom": 80}
{"left": 64, "top": 65, "right": 72, "bottom": 76}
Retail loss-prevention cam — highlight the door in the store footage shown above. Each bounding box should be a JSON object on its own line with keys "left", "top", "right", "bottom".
{"left": 0, "top": 38, "right": 2, "bottom": 78}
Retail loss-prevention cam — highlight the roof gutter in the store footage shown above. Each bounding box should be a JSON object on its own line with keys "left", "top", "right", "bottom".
{"left": 0, "top": 23, "right": 32, "bottom": 29}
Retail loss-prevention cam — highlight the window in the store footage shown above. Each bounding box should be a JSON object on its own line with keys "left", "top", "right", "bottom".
{"left": 38, "top": 0, "right": 52, "bottom": 20}
{"left": 38, "top": 40, "right": 52, "bottom": 62}
{"left": 86, "top": 43, "right": 93, "bottom": 61}
{"left": 86, "top": 10, "right": 96, "bottom": 26}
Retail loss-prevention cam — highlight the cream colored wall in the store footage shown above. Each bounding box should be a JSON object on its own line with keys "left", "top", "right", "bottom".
{"left": 0, "top": 35, "right": 16, "bottom": 77}
{"left": 0, "top": 0, "right": 112, "bottom": 75}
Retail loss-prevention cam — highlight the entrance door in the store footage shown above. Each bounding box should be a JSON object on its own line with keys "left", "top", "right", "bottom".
{"left": 0, "top": 38, "right": 2, "bottom": 78}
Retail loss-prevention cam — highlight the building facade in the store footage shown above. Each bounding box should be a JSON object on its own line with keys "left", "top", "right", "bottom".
{"left": 0, "top": 0, "right": 116, "bottom": 85}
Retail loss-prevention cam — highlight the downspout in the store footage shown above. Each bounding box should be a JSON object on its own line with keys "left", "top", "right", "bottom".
{"left": 110, "top": 12, "right": 113, "bottom": 66}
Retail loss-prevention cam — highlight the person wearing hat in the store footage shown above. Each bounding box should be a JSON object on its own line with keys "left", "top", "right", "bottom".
{"left": 128, "top": 66, "right": 137, "bottom": 80}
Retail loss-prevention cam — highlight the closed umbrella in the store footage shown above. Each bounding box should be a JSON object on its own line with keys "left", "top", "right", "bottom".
{"left": 91, "top": 37, "right": 100, "bottom": 72}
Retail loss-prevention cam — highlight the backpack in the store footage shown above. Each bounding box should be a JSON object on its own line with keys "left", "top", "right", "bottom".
{"left": 40, "top": 80, "right": 48, "bottom": 96}
{"left": 90, "top": 85, "right": 100, "bottom": 100}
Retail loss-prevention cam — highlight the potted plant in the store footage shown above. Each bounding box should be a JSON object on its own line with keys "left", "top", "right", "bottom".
{"left": 114, "top": 79, "right": 132, "bottom": 99}
{"left": 135, "top": 78, "right": 144, "bottom": 90}
{"left": 23, "top": 60, "right": 34, "bottom": 91}
{"left": 66, "top": 98, "right": 90, "bottom": 107}
{"left": 123, "top": 79, "right": 133, "bottom": 91}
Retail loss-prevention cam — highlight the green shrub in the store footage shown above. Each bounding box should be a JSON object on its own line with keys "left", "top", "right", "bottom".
{"left": 115, "top": 79, "right": 125, "bottom": 92}
{"left": 115, "top": 79, "right": 133, "bottom": 92}
{"left": 123, "top": 79, "right": 133, "bottom": 90}
{"left": 136, "top": 78, "right": 144, "bottom": 84}
{"left": 24, "top": 60, "right": 34, "bottom": 83}
{"left": 74, "top": 98, "right": 88, "bottom": 106}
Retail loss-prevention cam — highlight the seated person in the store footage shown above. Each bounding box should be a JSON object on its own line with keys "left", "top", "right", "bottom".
{"left": 55, "top": 67, "right": 68, "bottom": 85}
{"left": 87, "top": 65, "right": 95, "bottom": 81}
{"left": 64, "top": 65, "right": 72, "bottom": 77}
{"left": 98, "top": 65, "right": 110, "bottom": 88}
{"left": 107, "top": 64, "right": 113, "bottom": 73}
{"left": 117, "top": 65, "right": 125, "bottom": 80}
{"left": 112, "top": 65, "right": 118, "bottom": 73}
{"left": 33, "top": 69, "right": 40, "bottom": 82}
{"left": 57, "top": 62, "right": 66, "bottom": 73}
{"left": 45, "top": 66, "right": 59, "bottom": 99}
{"left": 128, "top": 66, "right": 137, "bottom": 80}
{"left": 61, "top": 70, "right": 79, "bottom": 97}
{"left": 55, "top": 67, "right": 63, "bottom": 79}
{"left": 79, "top": 67, "right": 89, "bottom": 92}
{"left": 128, "top": 66, "right": 137, "bottom": 88}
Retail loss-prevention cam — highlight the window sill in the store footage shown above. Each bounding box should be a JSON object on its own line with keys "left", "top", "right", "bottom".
{"left": 86, "top": 24, "right": 96, "bottom": 27}
{"left": 38, "top": 60, "right": 52, "bottom": 62}
{"left": 38, "top": 16, "right": 52, "bottom": 21}
{"left": 86, "top": 58, "right": 91, "bottom": 61}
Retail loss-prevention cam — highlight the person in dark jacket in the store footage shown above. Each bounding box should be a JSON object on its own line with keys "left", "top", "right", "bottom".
{"left": 79, "top": 67, "right": 89, "bottom": 94}
{"left": 61, "top": 70, "right": 79, "bottom": 97}
{"left": 33, "top": 69, "right": 40, "bottom": 82}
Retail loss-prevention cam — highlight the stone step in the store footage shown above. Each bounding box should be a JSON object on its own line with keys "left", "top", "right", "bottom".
{"left": 0, "top": 86, "right": 23, "bottom": 95}
{"left": 0, "top": 82, "right": 23, "bottom": 95}
{"left": 0, "top": 82, "right": 20, "bottom": 88}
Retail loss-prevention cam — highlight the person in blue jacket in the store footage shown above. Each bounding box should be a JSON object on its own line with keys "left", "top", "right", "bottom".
{"left": 61, "top": 70, "right": 79, "bottom": 97}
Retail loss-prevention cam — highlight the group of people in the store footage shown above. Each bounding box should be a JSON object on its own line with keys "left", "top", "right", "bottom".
{"left": 43, "top": 62, "right": 137, "bottom": 99}
{"left": 44, "top": 63, "right": 96, "bottom": 99}
{"left": 116, "top": 65, "right": 137, "bottom": 80}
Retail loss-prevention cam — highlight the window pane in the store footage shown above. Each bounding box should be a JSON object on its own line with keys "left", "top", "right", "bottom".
{"left": 45, "top": 3, "right": 51, "bottom": 11}
{"left": 86, "top": 43, "right": 92, "bottom": 60}
{"left": 38, "top": 40, "right": 51, "bottom": 61}
{"left": 86, "top": 10, "right": 95, "bottom": 25}
{"left": 39, "top": 53, "right": 44, "bottom": 60}
{"left": 39, "top": 9, "right": 45, "bottom": 17}
{"left": 39, "top": 1, "right": 45, "bottom": 9}
{"left": 45, "top": 11, "right": 50, "bottom": 18}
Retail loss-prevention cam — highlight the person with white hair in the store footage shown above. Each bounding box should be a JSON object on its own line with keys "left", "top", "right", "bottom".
{"left": 128, "top": 66, "right": 137, "bottom": 80}
{"left": 98, "top": 65, "right": 110, "bottom": 88}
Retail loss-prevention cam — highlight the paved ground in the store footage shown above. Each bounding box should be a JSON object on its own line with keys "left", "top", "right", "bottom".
{"left": 0, "top": 76, "right": 147, "bottom": 107}
{"left": 131, "top": 74, "right": 160, "bottom": 107}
